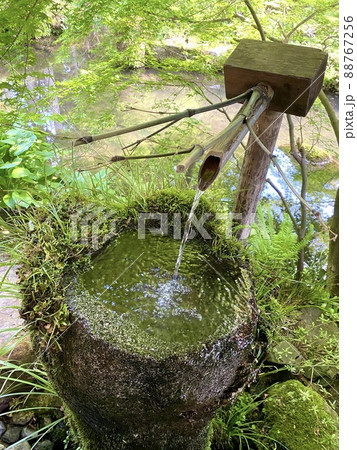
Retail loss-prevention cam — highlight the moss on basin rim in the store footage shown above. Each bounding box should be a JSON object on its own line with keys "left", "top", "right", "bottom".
{"left": 63, "top": 187, "right": 256, "bottom": 359}
{"left": 69, "top": 286, "right": 254, "bottom": 360}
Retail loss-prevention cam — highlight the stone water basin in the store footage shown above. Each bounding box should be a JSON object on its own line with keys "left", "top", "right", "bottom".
{"left": 43, "top": 231, "right": 258, "bottom": 449}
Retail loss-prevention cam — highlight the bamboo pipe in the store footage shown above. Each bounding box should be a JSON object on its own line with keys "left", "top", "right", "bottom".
{"left": 197, "top": 83, "right": 274, "bottom": 191}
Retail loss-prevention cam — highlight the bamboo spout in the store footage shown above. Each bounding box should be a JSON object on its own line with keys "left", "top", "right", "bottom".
{"left": 197, "top": 83, "right": 273, "bottom": 191}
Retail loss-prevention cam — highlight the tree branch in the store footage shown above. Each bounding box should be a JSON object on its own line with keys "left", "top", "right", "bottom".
{"left": 286, "top": 114, "right": 302, "bottom": 164}
{"left": 318, "top": 90, "right": 339, "bottom": 144}
{"left": 246, "top": 121, "right": 333, "bottom": 235}
{"left": 79, "top": 146, "right": 196, "bottom": 171}
{"left": 189, "top": 81, "right": 232, "bottom": 122}
{"left": 284, "top": 11, "right": 317, "bottom": 43}
{"left": 284, "top": 3, "right": 338, "bottom": 43}
{"left": 296, "top": 144, "right": 308, "bottom": 278}
{"left": 244, "top": 0, "right": 266, "bottom": 41}
{"left": 120, "top": 119, "right": 180, "bottom": 153}
{"left": 122, "top": 106, "right": 179, "bottom": 115}
{"left": 73, "top": 89, "right": 252, "bottom": 147}
{"left": 110, "top": 146, "right": 195, "bottom": 162}
{"left": 266, "top": 178, "right": 299, "bottom": 233}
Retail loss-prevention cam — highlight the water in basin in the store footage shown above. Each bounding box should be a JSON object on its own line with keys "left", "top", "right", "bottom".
{"left": 78, "top": 231, "right": 244, "bottom": 348}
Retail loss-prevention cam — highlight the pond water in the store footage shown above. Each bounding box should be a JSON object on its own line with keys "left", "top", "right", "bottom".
{"left": 78, "top": 231, "right": 244, "bottom": 347}
{"left": 0, "top": 43, "right": 338, "bottom": 225}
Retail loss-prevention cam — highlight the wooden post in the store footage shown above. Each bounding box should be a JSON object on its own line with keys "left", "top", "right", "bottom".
{"left": 223, "top": 39, "right": 328, "bottom": 240}
{"left": 232, "top": 110, "right": 283, "bottom": 239}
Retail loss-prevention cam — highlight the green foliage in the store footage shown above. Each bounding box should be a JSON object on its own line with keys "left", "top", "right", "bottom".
{"left": 249, "top": 205, "right": 314, "bottom": 279}
{"left": 245, "top": 205, "right": 338, "bottom": 380}
{"left": 247, "top": 204, "right": 334, "bottom": 313}
{"left": 0, "top": 359, "right": 66, "bottom": 448}
{"left": 211, "top": 393, "right": 260, "bottom": 449}
{"left": 143, "top": 187, "right": 214, "bottom": 221}
{"left": 3, "top": 199, "right": 109, "bottom": 340}
{"left": 211, "top": 392, "right": 286, "bottom": 450}
{"left": 0, "top": 0, "right": 57, "bottom": 58}
{"left": 37, "top": 0, "right": 338, "bottom": 130}
{"left": 0, "top": 125, "right": 60, "bottom": 208}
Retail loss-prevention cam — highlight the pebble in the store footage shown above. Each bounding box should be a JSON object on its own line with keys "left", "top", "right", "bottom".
{"left": 21, "top": 425, "right": 37, "bottom": 439}
{"left": 2, "top": 425, "right": 22, "bottom": 444}
{"left": 0, "top": 420, "right": 5, "bottom": 437}
{"left": 34, "top": 440, "right": 54, "bottom": 450}
{"left": 11, "top": 442, "right": 31, "bottom": 450}
{"left": 11, "top": 410, "right": 34, "bottom": 426}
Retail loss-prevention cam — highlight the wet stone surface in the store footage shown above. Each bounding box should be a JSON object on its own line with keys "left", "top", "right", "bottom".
{"left": 2, "top": 425, "right": 22, "bottom": 444}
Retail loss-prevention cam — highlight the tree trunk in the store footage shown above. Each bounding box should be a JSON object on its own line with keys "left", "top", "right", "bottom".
{"left": 233, "top": 110, "right": 283, "bottom": 239}
{"left": 327, "top": 188, "right": 339, "bottom": 297}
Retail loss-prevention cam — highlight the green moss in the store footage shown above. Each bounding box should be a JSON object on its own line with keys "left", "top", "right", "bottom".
{"left": 141, "top": 187, "right": 215, "bottom": 222}
{"left": 18, "top": 196, "right": 130, "bottom": 343}
{"left": 65, "top": 406, "right": 103, "bottom": 450}
{"left": 70, "top": 284, "right": 252, "bottom": 359}
{"left": 263, "top": 380, "right": 338, "bottom": 450}
{"left": 304, "top": 146, "right": 334, "bottom": 165}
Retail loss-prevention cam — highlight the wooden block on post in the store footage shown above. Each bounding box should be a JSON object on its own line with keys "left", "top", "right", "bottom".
{"left": 224, "top": 39, "right": 328, "bottom": 117}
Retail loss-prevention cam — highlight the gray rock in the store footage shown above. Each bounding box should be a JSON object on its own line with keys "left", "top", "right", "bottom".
{"left": 292, "top": 308, "right": 339, "bottom": 382}
{"left": 305, "top": 322, "right": 339, "bottom": 347}
{"left": 2, "top": 425, "right": 22, "bottom": 444}
{"left": 11, "top": 410, "right": 34, "bottom": 426}
{"left": 0, "top": 444, "right": 6, "bottom": 450}
{"left": 0, "top": 420, "right": 6, "bottom": 436}
{"left": 34, "top": 440, "right": 54, "bottom": 450}
{"left": 293, "top": 307, "right": 338, "bottom": 347}
{"left": 21, "top": 425, "right": 37, "bottom": 439}
{"left": 40, "top": 417, "right": 53, "bottom": 428}
{"left": 11, "top": 442, "right": 31, "bottom": 450}
{"left": 294, "top": 306, "right": 322, "bottom": 327}
{"left": 266, "top": 340, "right": 304, "bottom": 366}
{"left": 302, "top": 364, "right": 339, "bottom": 383}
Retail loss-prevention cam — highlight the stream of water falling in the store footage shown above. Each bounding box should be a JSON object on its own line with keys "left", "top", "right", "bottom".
{"left": 173, "top": 189, "right": 204, "bottom": 279}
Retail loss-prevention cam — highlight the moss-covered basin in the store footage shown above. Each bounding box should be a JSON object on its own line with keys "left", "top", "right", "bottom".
{"left": 44, "top": 240, "right": 257, "bottom": 447}
{"left": 34, "top": 189, "right": 258, "bottom": 449}
{"left": 73, "top": 230, "right": 252, "bottom": 358}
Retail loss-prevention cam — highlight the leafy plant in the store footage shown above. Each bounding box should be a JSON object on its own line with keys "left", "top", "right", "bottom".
{"left": 0, "top": 357, "right": 68, "bottom": 449}
{"left": 248, "top": 205, "right": 314, "bottom": 281}
{"left": 0, "top": 126, "right": 60, "bottom": 208}
{"left": 210, "top": 391, "right": 287, "bottom": 449}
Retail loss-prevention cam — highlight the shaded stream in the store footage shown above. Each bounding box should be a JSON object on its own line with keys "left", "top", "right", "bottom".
{"left": 0, "top": 44, "right": 338, "bottom": 226}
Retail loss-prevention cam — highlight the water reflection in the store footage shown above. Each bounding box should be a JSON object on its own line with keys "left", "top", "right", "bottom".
{"left": 263, "top": 149, "right": 337, "bottom": 220}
